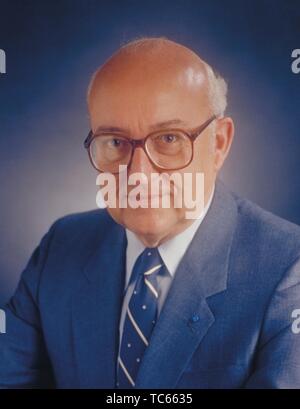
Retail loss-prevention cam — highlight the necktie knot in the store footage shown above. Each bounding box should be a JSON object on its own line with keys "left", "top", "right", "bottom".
{"left": 128, "top": 247, "right": 163, "bottom": 287}
{"left": 141, "top": 248, "right": 163, "bottom": 276}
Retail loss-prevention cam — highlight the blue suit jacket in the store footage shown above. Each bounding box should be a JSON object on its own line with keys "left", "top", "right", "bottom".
{"left": 1, "top": 179, "right": 300, "bottom": 388}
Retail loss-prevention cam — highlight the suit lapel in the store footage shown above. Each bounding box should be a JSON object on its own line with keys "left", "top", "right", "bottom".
{"left": 70, "top": 179, "right": 237, "bottom": 389}
{"left": 135, "top": 179, "right": 238, "bottom": 388}
{"left": 71, "top": 212, "right": 126, "bottom": 388}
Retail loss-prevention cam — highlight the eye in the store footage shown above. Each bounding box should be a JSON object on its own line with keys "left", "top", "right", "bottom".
{"left": 100, "top": 135, "right": 128, "bottom": 150}
{"left": 160, "top": 134, "right": 178, "bottom": 143}
{"left": 109, "top": 138, "right": 121, "bottom": 147}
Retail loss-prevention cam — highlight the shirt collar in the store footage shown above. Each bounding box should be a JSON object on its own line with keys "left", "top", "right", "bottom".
{"left": 125, "top": 184, "right": 215, "bottom": 288}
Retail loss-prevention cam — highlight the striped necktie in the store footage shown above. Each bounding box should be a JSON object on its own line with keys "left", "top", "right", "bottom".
{"left": 117, "top": 247, "right": 163, "bottom": 388}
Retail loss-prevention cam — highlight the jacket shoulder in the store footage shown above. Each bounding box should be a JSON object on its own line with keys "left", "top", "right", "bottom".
{"left": 234, "top": 192, "right": 300, "bottom": 238}
{"left": 50, "top": 208, "right": 113, "bottom": 240}
{"left": 231, "top": 191, "right": 300, "bottom": 271}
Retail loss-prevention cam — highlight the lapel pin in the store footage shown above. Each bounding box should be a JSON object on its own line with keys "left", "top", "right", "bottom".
{"left": 190, "top": 314, "right": 200, "bottom": 323}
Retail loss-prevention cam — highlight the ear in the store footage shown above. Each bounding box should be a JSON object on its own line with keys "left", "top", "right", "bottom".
{"left": 214, "top": 117, "right": 234, "bottom": 171}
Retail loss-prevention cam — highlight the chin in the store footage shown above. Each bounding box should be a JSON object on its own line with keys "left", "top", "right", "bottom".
{"left": 109, "top": 207, "right": 179, "bottom": 240}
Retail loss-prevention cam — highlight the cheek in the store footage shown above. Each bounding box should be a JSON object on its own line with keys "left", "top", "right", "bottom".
{"left": 182, "top": 137, "right": 216, "bottom": 199}
{"left": 187, "top": 136, "right": 215, "bottom": 174}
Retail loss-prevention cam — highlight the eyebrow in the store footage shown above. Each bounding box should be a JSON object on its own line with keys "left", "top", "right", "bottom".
{"left": 149, "top": 119, "right": 189, "bottom": 130}
{"left": 94, "top": 119, "right": 189, "bottom": 134}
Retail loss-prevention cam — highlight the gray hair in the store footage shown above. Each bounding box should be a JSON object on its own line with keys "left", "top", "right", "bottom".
{"left": 206, "top": 66, "right": 228, "bottom": 117}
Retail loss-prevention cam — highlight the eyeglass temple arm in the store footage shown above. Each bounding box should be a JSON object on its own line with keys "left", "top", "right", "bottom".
{"left": 84, "top": 130, "right": 93, "bottom": 149}
{"left": 190, "top": 114, "right": 217, "bottom": 141}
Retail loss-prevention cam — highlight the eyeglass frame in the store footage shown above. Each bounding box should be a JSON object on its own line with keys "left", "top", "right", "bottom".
{"left": 84, "top": 114, "right": 217, "bottom": 173}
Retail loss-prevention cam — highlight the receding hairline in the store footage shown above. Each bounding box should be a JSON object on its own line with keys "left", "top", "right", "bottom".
{"left": 88, "top": 37, "right": 207, "bottom": 93}
{"left": 87, "top": 36, "right": 228, "bottom": 116}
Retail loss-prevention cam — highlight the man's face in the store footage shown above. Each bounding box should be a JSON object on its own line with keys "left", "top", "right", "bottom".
{"left": 88, "top": 50, "right": 232, "bottom": 246}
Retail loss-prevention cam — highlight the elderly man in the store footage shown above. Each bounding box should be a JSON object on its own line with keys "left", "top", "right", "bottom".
{"left": 1, "top": 37, "right": 300, "bottom": 389}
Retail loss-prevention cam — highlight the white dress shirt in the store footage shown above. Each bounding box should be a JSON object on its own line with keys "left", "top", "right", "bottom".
{"left": 118, "top": 185, "right": 215, "bottom": 354}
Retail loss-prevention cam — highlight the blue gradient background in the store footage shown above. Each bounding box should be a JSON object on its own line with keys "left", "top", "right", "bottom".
{"left": 0, "top": 0, "right": 299, "bottom": 304}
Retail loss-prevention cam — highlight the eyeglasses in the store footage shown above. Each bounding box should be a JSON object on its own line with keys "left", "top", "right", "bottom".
{"left": 84, "top": 114, "right": 216, "bottom": 173}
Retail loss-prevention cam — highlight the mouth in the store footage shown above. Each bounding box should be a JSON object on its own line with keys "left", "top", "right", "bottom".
{"left": 116, "top": 192, "right": 174, "bottom": 209}
{"left": 126, "top": 191, "right": 172, "bottom": 199}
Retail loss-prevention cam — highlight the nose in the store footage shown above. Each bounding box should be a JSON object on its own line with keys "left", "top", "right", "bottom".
{"left": 128, "top": 145, "right": 156, "bottom": 176}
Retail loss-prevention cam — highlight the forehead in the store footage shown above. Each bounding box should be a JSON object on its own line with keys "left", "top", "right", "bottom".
{"left": 89, "top": 70, "right": 210, "bottom": 132}
{"left": 89, "top": 51, "right": 208, "bottom": 130}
